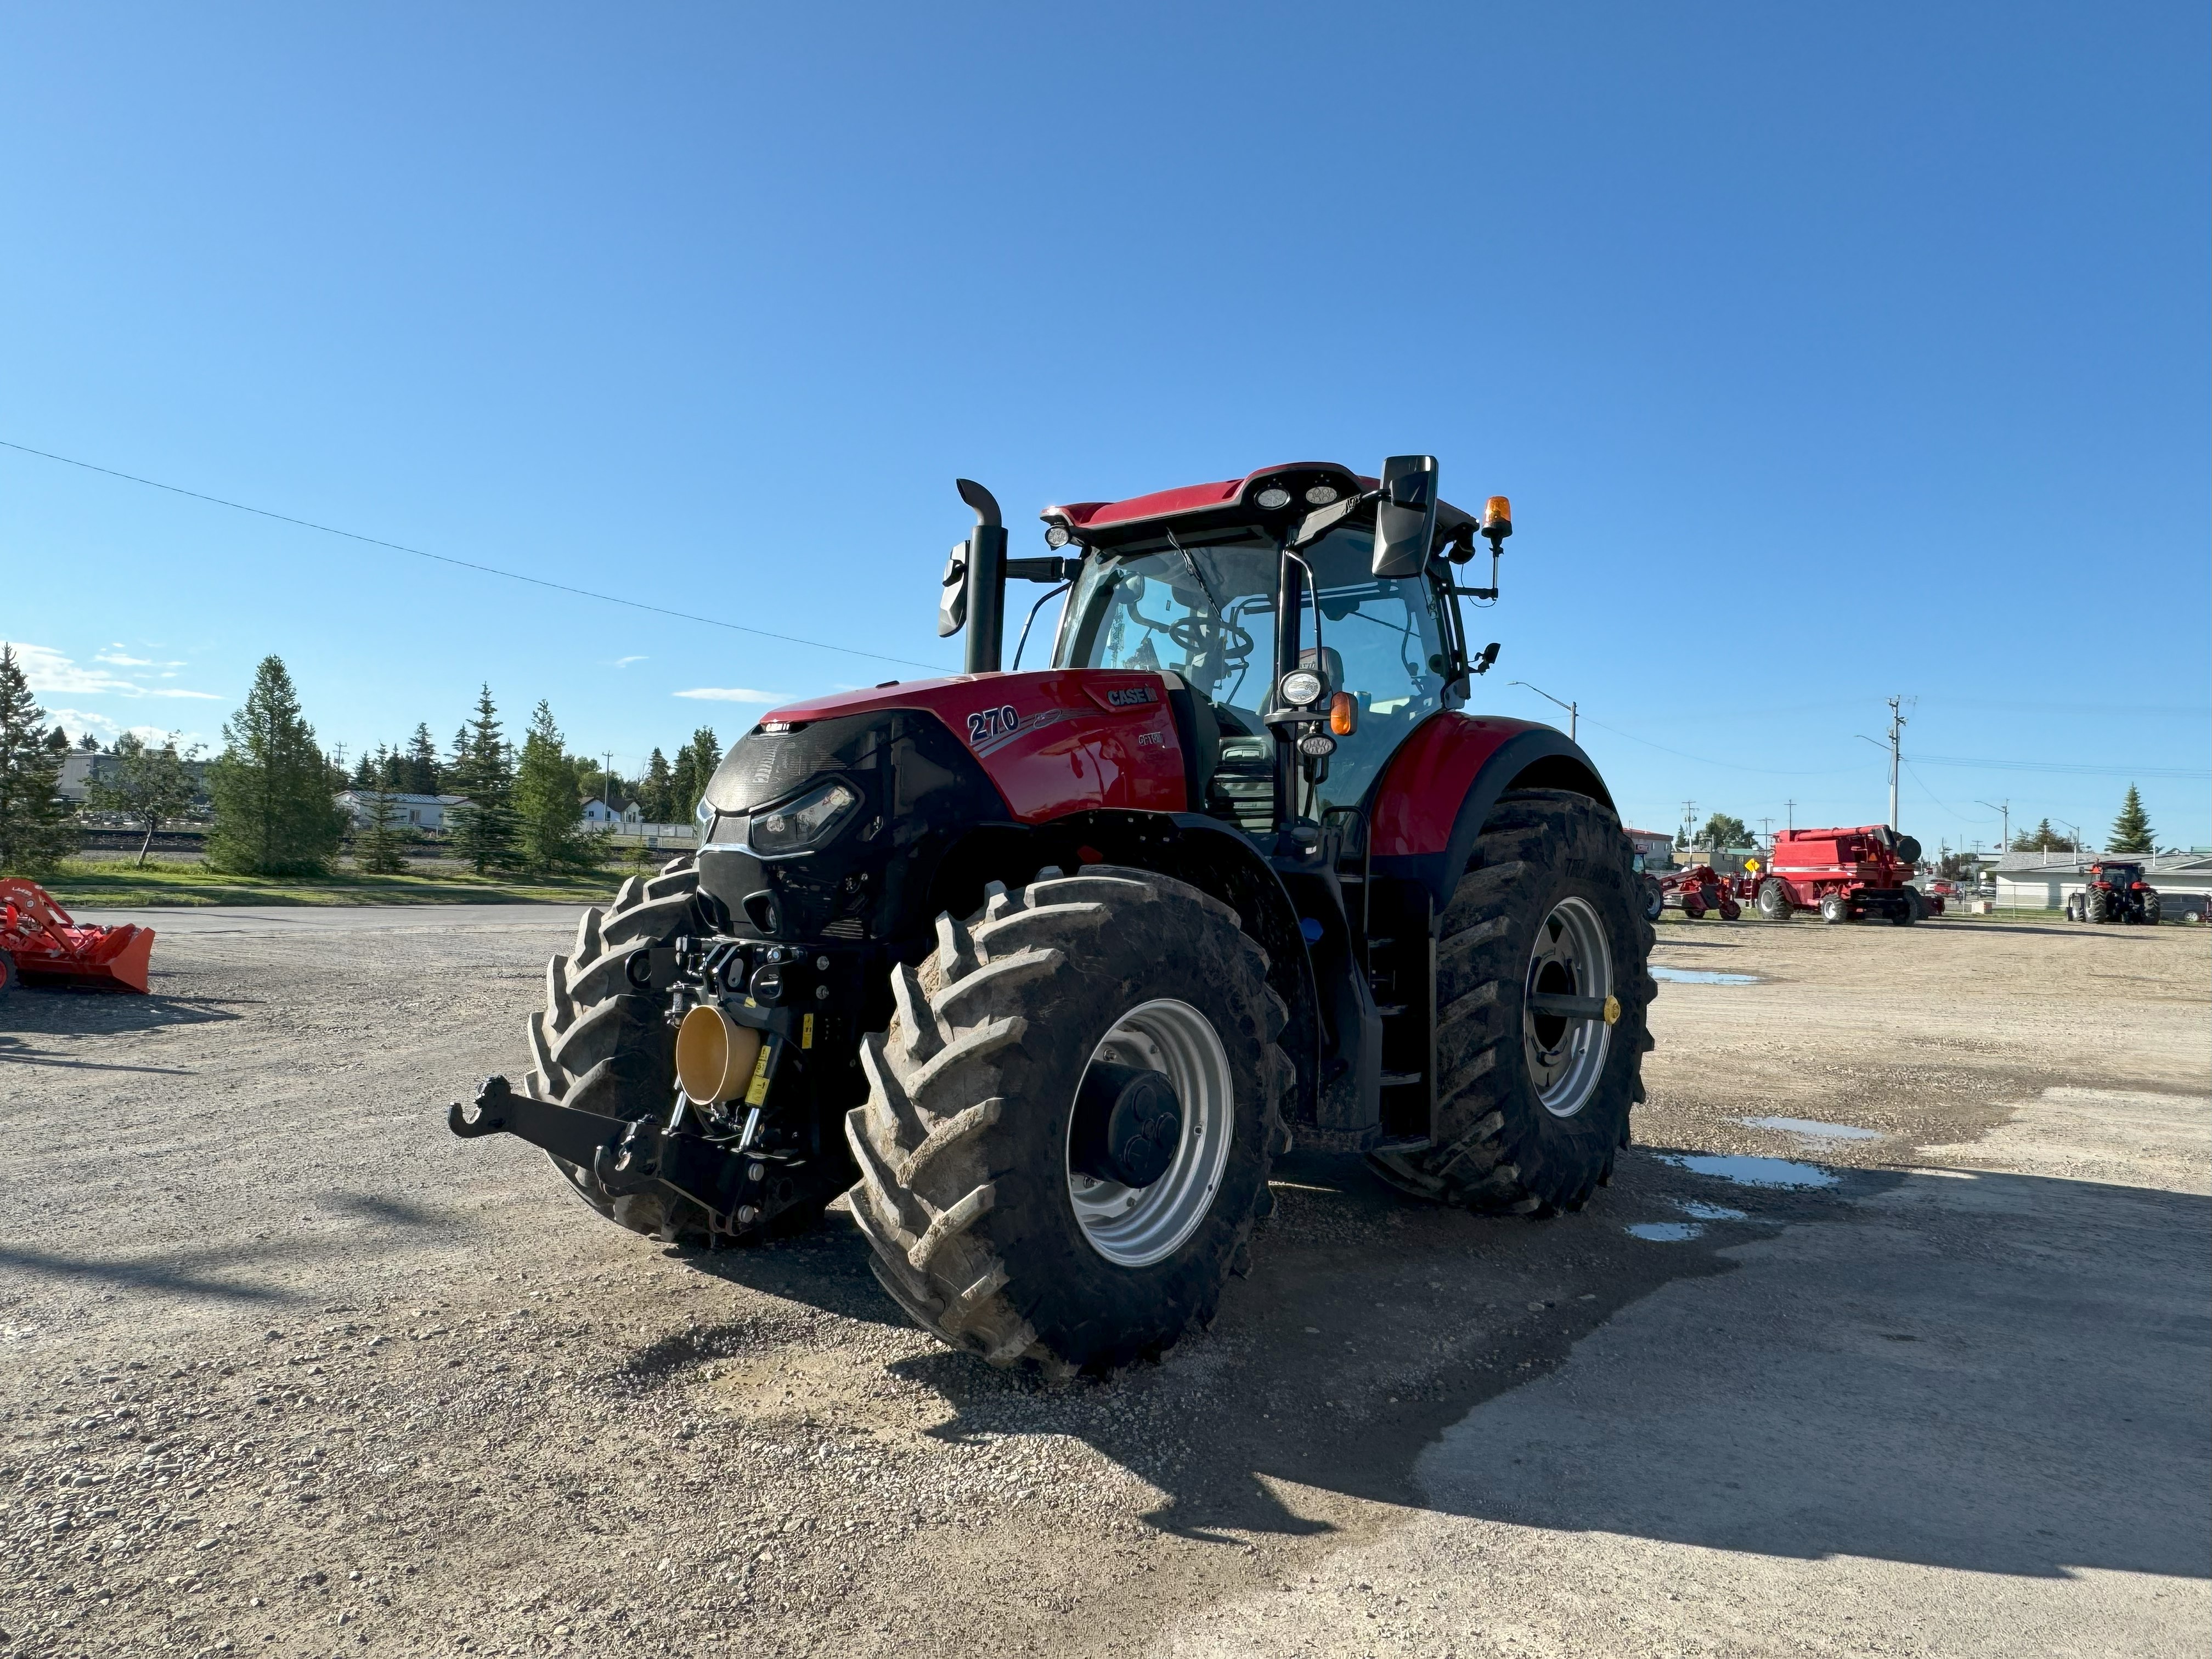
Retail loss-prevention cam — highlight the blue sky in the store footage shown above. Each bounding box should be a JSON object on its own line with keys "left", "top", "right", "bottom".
{"left": 4, "top": 3, "right": 2205, "bottom": 852}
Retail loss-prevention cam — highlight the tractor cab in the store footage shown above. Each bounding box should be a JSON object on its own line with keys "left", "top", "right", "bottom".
{"left": 2091, "top": 862, "right": 2143, "bottom": 888}
{"left": 1024, "top": 460, "right": 1503, "bottom": 848}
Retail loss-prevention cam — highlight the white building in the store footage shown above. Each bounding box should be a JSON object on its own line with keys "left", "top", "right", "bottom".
{"left": 336, "top": 790, "right": 471, "bottom": 832}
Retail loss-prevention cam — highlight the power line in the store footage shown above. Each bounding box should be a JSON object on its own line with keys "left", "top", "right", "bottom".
{"left": 1911, "top": 753, "right": 2208, "bottom": 780}
{"left": 0, "top": 437, "right": 941, "bottom": 672}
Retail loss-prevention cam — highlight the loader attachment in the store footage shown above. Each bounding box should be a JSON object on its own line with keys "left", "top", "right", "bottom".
{"left": 0, "top": 880, "right": 155, "bottom": 994}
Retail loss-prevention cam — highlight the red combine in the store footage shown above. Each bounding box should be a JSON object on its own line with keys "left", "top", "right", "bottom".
{"left": 450, "top": 455, "right": 1656, "bottom": 1377}
{"left": 0, "top": 880, "right": 156, "bottom": 995}
{"left": 1748, "top": 827, "right": 1937, "bottom": 925}
{"left": 1662, "top": 864, "right": 1740, "bottom": 920}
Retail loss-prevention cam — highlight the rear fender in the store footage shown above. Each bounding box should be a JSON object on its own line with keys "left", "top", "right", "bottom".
{"left": 1368, "top": 714, "right": 1615, "bottom": 912}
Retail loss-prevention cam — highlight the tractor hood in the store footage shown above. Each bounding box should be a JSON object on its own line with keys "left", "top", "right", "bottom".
{"left": 694, "top": 668, "right": 1190, "bottom": 943}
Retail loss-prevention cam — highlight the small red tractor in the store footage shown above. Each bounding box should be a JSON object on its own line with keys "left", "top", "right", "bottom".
{"left": 1749, "top": 826, "right": 1937, "bottom": 924}
{"left": 0, "top": 879, "right": 156, "bottom": 996}
{"left": 450, "top": 457, "right": 1655, "bottom": 1376}
{"left": 1661, "top": 864, "right": 1740, "bottom": 921}
{"left": 2066, "top": 861, "right": 2161, "bottom": 925}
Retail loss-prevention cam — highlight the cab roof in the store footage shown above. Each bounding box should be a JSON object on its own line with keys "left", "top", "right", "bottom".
{"left": 1042, "top": 461, "right": 1476, "bottom": 547}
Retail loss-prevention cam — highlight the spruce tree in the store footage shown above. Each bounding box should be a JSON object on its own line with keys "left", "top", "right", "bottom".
{"left": 406, "top": 724, "right": 441, "bottom": 795}
{"left": 352, "top": 754, "right": 376, "bottom": 788}
{"left": 0, "top": 644, "right": 77, "bottom": 877}
{"left": 514, "top": 701, "right": 597, "bottom": 872}
{"left": 2108, "top": 786, "right": 2154, "bottom": 854}
{"left": 678, "top": 727, "right": 723, "bottom": 822}
{"left": 447, "top": 685, "right": 519, "bottom": 874}
{"left": 78, "top": 732, "right": 100, "bottom": 752}
{"left": 357, "top": 778, "right": 412, "bottom": 874}
{"left": 44, "top": 725, "right": 70, "bottom": 754}
{"left": 639, "top": 747, "right": 674, "bottom": 822}
{"left": 205, "top": 656, "right": 348, "bottom": 875}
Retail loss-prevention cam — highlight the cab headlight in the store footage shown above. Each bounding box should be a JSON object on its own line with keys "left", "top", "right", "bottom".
{"left": 1279, "top": 669, "right": 1324, "bottom": 707}
{"left": 749, "top": 779, "right": 862, "bottom": 856}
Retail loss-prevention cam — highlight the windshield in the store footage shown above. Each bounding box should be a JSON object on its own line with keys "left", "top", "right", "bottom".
{"left": 1057, "top": 527, "right": 1450, "bottom": 810}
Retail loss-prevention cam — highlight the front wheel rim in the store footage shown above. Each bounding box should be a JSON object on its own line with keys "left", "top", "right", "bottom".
{"left": 1523, "top": 896, "right": 1615, "bottom": 1119}
{"left": 1066, "top": 998, "right": 1235, "bottom": 1268}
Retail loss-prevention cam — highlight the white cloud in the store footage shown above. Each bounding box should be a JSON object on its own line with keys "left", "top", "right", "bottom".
{"left": 94, "top": 649, "right": 156, "bottom": 667}
{"left": 611, "top": 654, "right": 648, "bottom": 668}
{"left": 4, "top": 642, "right": 221, "bottom": 701}
{"left": 674, "top": 687, "right": 784, "bottom": 703}
{"left": 44, "top": 707, "right": 211, "bottom": 752}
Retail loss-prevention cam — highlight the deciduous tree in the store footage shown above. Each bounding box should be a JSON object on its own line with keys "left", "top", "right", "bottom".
{"left": 88, "top": 731, "right": 201, "bottom": 867}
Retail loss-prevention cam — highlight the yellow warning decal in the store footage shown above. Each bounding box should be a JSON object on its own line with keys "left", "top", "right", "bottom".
{"left": 801, "top": 1013, "right": 815, "bottom": 1049}
{"left": 743, "top": 1041, "right": 774, "bottom": 1106}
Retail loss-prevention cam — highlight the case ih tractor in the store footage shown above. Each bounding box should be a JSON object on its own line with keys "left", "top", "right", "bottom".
{"left": 450, "top": 457, "right": 1654, "bottom": 1376}
{"left": 2066, "top": 861, "right": 2161, "bottom": 924}
{"left": 1750, "top": 826, "right": 1936, "bottom": 924}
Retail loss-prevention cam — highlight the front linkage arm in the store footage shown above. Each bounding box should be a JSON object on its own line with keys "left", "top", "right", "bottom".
{"left": 448, "top": 1075, "right": 752, "bottom": 1229}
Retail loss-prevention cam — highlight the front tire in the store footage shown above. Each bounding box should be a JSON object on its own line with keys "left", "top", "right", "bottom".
{"left": 843, "top": 866, "right": 1290, "bottom": 1376}
{"left": 1820, "top": 892, "right": 1851, "bottom": 924}
{"left": 1368, "top": 789, "right": 1655, "bottom": 1216}
{"left": 1757, "top": 878, "right": 1793, "bottom": 921}
{"left": 526, "top": 857, "right": 712, "bottom": 1242}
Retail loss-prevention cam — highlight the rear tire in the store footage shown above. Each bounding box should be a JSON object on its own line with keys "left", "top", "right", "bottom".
{"left": 1368, "top": 789, "right": 1654, "bottom": 1217}
{"left": 526, "top": 857, "right": 713, "bottom": 1242}
{"left": 1719, "top": 898, "right": 1742, "bottom": 922}
{"left": 1682, "top": 898, "right": 1705, "bottom": 921}
{"left": 2086, "top": 885, "right": 2114, "bottom": 924}
{"left": 0, "top": 949, "right": 14, "bottom": 1000}
{"left": 2143, "top": 891, "right": 2162, "bottom": 924}
{"left": 1757, "top": 878, "right": 1792, "bottom": 922}
{"left": 1819, "top": 892, "right": 1850, "bottom": 924}
{"left": 1641, "top": 876, "right": 1664, "bottom": 923}
{"left": 843, "top": 866, "right": 1290, "bottom": 1376}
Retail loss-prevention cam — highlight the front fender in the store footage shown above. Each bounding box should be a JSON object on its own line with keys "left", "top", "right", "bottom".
{"left": 1368, "top": 713, "right": 1614, "bottom": 912}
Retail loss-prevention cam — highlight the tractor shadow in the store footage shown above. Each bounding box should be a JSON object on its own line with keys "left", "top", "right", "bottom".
{"left": 0, "top": 988, "right": 247, "bottom": 1043}
{"left": 672, "top": 1142, "right": 2210, "bottom": 1584}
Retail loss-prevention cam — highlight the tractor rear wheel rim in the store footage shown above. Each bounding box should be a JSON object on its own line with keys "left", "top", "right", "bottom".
{"left": 1523, "top": 896, "right": 1614, "bottom": 1119}
{"left": 1066, "top": 998, "right": 1234, "bottom": 1268}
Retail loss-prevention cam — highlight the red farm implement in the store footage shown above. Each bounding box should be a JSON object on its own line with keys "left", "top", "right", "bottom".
{"left": 0, "top": 880, "right": 155, "bottom": 995}
{"left": 1748, "top": 827, "right": 1937, "bottom": 925}
{"left": 1661, "top": 864, "right": 1740, "bottom": 920}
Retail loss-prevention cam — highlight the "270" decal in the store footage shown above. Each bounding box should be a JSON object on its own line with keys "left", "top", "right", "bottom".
{"left": 966, "top": 704, "right": 1020, "bottom": 744}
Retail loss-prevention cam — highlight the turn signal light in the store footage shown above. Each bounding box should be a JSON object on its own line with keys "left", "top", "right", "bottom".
{"left": 1329, "top": 692, "right": 1358, "bottom": 736}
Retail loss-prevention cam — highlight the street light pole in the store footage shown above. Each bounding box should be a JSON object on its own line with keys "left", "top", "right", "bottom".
{"left": 1507, "top": 681, "right": 1577, "bottom": 742}
{"left": 1977, "top": 799, "right": 2010, "bottom": 855}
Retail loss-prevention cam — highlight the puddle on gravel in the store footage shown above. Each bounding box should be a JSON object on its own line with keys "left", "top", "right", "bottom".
{"left": 1679, "top": 1200, "right": 1748, "bottom": 1221}
{"left": 1655, "top": 1153, "right": 1842, "bottom": 1189}
{"left": 1626, "top": 1222, "right": 1706, "bottom": 1242}
{"left": 1738, "top": 1115, "right": 1882, "bottom": 1142}
{"left": 1649, "top": 966, "right": 1760, "bottom": 985}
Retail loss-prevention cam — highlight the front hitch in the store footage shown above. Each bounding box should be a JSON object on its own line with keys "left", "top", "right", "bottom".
{"left": 449, "top": 1075, "right": 754, "bottom": 1231}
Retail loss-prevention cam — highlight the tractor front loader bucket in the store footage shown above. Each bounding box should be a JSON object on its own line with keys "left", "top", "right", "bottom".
{"left": 0, "top": 879, "right": 155, "bottom": 994}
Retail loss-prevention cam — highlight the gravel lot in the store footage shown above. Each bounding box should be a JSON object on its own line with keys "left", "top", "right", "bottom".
{"left": 3, "top": 905, "right": 2205, "bottom": 1657}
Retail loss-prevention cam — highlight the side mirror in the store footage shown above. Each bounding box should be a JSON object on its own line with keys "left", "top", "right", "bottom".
{"left": 1373, "top": 455, "right": 1438, "bottom": 578}
{"left": 936, "top": 544, "right": 968, "bottom": 637}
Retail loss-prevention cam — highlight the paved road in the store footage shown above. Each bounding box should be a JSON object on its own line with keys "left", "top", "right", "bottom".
{"left": 1, "top": 906, "right": 2204, "bottom": 1657}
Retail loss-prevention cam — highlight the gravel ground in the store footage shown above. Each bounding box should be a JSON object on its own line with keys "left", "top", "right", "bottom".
{"left": 1, "top": 905, "right": 2204, "bottom": 1657}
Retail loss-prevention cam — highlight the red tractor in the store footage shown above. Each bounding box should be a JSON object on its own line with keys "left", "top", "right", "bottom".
{"left": 452, "top": 458, "right": 1655, "bottom": 1376}
{"left": 2066, "top": 861, "right": 2161, "bottom": 925}
{"left": 1661, "top": 864, "right": 1740, "bottom": 921}
{"left": 1750, "top": 826, "right": 1937, "bottom": 924}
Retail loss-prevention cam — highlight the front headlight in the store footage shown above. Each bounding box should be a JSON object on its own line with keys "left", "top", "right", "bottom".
{"left": 749, "top": 778, "right": 862, "bottom": 856}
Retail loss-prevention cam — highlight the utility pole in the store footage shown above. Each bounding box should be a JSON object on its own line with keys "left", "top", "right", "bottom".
{"left": 1784, "top": 798, "right": 1796, "bottom": 834}
{"left": 1757, "top": 816, "right": 1774, "bottom": 850}
{"left": 1508, "top": 681, "right": 1577, "bottom": 741}
{"left": 1882, "top": 695, "right": 1905, "bottom": 831}
{"left": 1978, "top": 799, "right": 2011, "bottom": 855}
{"left": 602, "top": 751, "right": 616, "bottom": 811}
